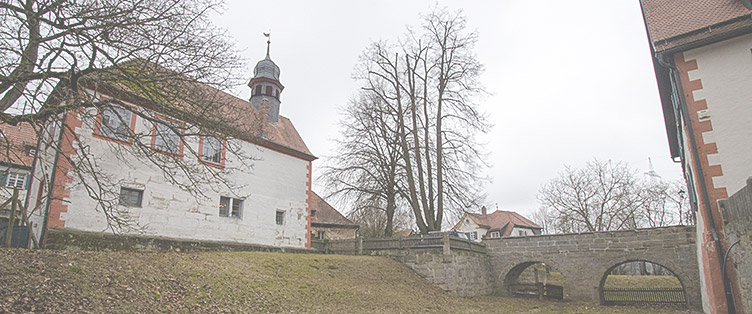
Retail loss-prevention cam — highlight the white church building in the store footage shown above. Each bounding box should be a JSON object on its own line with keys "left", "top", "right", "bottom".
{"left": 27, "top": 43, "right": 317, "bottom": 249}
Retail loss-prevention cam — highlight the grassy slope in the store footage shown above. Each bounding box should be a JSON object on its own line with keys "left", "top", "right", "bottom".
{"left": 604, "top": 275, "right": 682, "bottom": 289}
{"left": 0, "top": 249, "right": 698, "bottom": 313}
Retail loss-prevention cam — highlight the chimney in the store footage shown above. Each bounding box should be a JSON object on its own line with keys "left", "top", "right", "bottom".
{"left": 481, "top": 206, "right": 487, "bottom": 215}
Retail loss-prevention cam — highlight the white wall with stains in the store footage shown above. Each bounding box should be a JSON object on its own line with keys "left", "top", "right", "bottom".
{"left": 50, "top": 96, "right": 310, "bottom": 248}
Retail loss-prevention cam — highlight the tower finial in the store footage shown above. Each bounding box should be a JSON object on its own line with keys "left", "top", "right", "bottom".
{"left": 263, "top": 32, "right": 271, "bottom": 58}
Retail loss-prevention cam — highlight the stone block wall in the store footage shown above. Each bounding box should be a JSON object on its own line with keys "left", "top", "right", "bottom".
{"left": 392, "top": 249, "right": 493, "bottom": 297}
{"left": 484, "top": 225, "right": 700, "bottom": 307}
{"left": 44, "top": 228, "right": 312, "bottom": 253}
{"left": 317, "top": 227, "right": 700, "bottom": 306}
{"left": 720, "top": 177, "right": 752, "bottom": 314}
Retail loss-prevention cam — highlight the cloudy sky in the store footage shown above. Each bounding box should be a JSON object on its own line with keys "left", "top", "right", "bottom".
{"left": 211, "top": 0, "right": 684, "bottom": 222}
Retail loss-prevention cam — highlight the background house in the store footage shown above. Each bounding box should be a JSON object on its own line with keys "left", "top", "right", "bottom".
{"left": 27, "top": 46, "right": 317, "bottom": 249}
{"left": 452, "top": 207, "right": 542, "bottom": 241}
{"left": 640, "top": 0, "right": 752, "bottom": 312}
{"left": 0, "top": 122, "right": 38, "bottom": 246}
{"left": 309, "top": 192, "right": 358, "bottom": 240}
{"left": 0, "top": 122, "right": 37, "bottom": 204}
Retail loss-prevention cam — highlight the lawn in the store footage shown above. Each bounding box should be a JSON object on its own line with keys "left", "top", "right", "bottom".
{"left": 0, "top": 248, "right": 698, "bottom": 313}
{"left": 604, "top": 275, "right": 683, "bottom": 289}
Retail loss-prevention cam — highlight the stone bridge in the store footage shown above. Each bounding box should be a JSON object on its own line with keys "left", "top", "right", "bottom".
{"left": 485, "top": 225, "right": 700, "bottom": 307}
{"left": 316, "top": 225, "right": 700, "bottom": 307}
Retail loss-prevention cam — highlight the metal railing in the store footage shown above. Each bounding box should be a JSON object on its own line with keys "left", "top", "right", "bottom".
{"left": 311, "top": 233, "right": 487, "bottom": 255}
{"left": 601, "top": 287, "right": 686, "bottom": 305}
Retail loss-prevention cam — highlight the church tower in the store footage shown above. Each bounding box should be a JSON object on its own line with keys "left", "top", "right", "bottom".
{"left": 249, "top": 36, "right": 284, "bottom": 123}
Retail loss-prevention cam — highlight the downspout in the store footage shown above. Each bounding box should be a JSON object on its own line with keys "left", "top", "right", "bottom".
{"left": 656, "top": 52, "right": 736, "bottom": 314}
{"left": 39, "top": 114, "right": 66, "bottom": 247}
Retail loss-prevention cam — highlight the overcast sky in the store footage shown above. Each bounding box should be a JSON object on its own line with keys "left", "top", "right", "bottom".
{"left": 211, "top": 0, "right": 684, "bottom": 222}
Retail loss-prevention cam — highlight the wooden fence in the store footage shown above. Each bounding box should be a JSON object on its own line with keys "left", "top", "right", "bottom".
{"left": 311, "top": 233, "right": 487, "bottom": 255}
{"left": 601, "top": 287, "right": 686, "bottom": 305}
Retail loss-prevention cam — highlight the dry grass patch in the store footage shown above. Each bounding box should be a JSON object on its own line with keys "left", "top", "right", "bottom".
{"left": 0, "top": 248, "right": 698, "bottom": 313}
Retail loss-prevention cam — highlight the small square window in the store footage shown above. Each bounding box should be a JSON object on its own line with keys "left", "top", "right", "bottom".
{"left": 518, "top": 230, "right": 525, "bottom": 236}
{"left": 219, "top": 196, "right": 242, "bottom": 218}
{"left": 24, "top": 145, "right": 37, "bottom": 157}
{"left": 100, "top": 106, "right": 132, "bottom": 141}
{"left": 5, "top": 172, "right": 27, "bottom": 189}
{"left": 317, "top": 231, "right": 325, "bottom": 240}
{"left": 275, "top": 210, "right": 285, "bottom": 225}
{"left": 200, "top": 136, "right": 223, "bottom": 164}
{"left": 153, "top": 120, "right": 181, "bottom": 155}
{"left": 119, "top": 187, "right": 143, "bottom": 207}
{"left": 311, "top": 210, "right": 316, "bottom": 217}
{"left": 490, "top": 231, "right": 501, "bottom": 238}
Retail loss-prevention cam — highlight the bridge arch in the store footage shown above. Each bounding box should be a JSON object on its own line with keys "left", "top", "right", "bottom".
{"left": 498, "top": 259, "right": 568, "bottom": 298}
{"left": 598, "top": 258, "right": 689, "bottom": 306}
{"left": 485, "top": 226, "right": 700, "bottom": 307}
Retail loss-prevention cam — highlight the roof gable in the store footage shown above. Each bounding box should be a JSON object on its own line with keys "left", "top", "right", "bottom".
{"left": 0, "top": 122, "right": 37, "bottom": 168}
{"left": 310, "top": 192, "right": 358, "bottom": 228}
{"left": 463, "top": 210, "right": 542, "bottom": 233}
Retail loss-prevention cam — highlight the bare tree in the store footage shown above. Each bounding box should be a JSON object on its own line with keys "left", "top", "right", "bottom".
{"left": 322, "top": 92, "right": 404, "bottom": 237}
{"left": 531, "top": 206, "right": 556, "bottom": 235}
{"left": 637, "top": 179, "right": 693, "bottom": 228}
{"left": 537, "top": 159, "right": 691, "bottom": 234}
{"left": 344, "top": 8, "right": 488, "bottom": 234}
{"left": 346, "top": 201, "right": 412, "bottom": 239}
{"left": 0, "top": 0, "right": 263, "bottom": 232}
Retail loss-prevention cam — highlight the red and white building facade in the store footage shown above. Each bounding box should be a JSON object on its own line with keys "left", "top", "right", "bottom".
{"left": 26, "top": 47, "right": 317, "bottom": 249}
{"left": 641, "top": 1, "right": 752, "bottom": 312}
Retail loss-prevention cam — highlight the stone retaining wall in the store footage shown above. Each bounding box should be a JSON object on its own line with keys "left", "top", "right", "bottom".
{"left": 720, "top": 177, "right": 752, "bottom": 314}
{"left": 44, "top": 228, "right": 311, "bottom": 253}
{"left": 392, "top": 249, "right": 493, "bottom": 297}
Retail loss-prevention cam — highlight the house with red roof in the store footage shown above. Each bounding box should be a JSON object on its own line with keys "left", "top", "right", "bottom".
{"left": 451, "top": 207, "right": 542, "bottom": 242}
{"left": 309, "top": 192, "right": 358, "bottom": 240}
{"left": 640, "top": 0, "right": 752, "bottom": 312}
{"left": 0, "top": 122, "right": 37, "bottom": 204}
{"left": 25, "top": 43, "right": 317, "bottom": 249}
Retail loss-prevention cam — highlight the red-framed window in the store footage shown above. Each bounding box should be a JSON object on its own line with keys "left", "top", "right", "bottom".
{"left": 93, "top": 104, "right": 137, "bottom": 145}
{"left": 150, "top": 115, "right": 185, "bottom": 157}
{"left": 198, "top": 135, "right": 226, "bottom": 168}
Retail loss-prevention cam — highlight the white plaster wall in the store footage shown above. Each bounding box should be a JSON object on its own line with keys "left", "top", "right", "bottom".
{"left": 684, "top": 33, "right": 752, "bottom": 196}
{"left": 26, "top": 117, "right": 63, "bottom": 244}
{"left": 454, "top": 216, "right": 486, "bottom": 241}
{"left": 677, "top": 114, "right": 711, "bottom": 314}
{"left": 510, "top": 227, "right": 533, "bottom": 237}
{"left": 56, "top": 100, "right": 310, "bottom": 248}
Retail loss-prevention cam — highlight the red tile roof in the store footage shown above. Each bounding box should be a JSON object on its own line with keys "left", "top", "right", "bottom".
{"left": 183, "top": 82, "right": 314, "bottom": 159}
{"left": 0, "top": 122, "right": 37, "bottom": 168}
{"left": 310, "top": 192, "right": 358, "bottom": 228}
{"left": 392, "top": 229, "right": 414, "bottom": 238}
{"left": 459, "top": 210, "right": 542, "bottom": 237}
{"left": 89, "top": 59, "right": 314, "bottom": 160}
{"left": 641, "top": 0, "right": 752, "bottom": 51}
